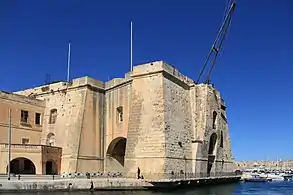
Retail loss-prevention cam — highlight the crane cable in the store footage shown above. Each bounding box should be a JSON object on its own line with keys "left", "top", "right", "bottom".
{"left": 204, "top": 2, "right": 235, "bottom": 84}
{"left": 196, "top": 0, "right": 236, "bottom": 84}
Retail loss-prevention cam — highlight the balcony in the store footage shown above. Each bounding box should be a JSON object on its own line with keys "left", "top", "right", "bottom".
{"left": 0, "top": 143, "right": 61, "bottom": 154}
{"left": 19, "top": 120, "right": 32, "bottom": 127}
{"left": 0, "top": 143, "right": 41, "bottom": 153}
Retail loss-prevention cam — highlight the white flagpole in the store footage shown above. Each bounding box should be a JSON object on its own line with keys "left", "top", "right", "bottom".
{"left": 7, "top": 109, "right": 11, "bottom": 180}
{"left": 67, "top": 42, "right": 71, "bottom": 83}
{"left": 130, "top": 21, "right": 133, "bottom": 71}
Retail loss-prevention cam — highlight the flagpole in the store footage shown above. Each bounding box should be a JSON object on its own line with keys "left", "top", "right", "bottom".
{"left": 130, "top": 21, "right": 133, "bottom": 71}
{"left": 7, "top": 109, "right": 11, "bottom": 180}
{"left": 67, "top": 42, "right": 71, "bottom": 83}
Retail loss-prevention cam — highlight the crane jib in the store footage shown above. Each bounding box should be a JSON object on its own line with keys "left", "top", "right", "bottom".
{"left": 196, "top": 1, "right": 236, "bottom": 85}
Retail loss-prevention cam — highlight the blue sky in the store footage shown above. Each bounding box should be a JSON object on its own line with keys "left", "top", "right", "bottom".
{"left": 0, "top": 0, "right": 292, "bottom": 161}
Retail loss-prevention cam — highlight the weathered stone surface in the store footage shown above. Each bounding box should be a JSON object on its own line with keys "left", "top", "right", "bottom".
{"left": 0, "top": 61, "right": 237, "bottom": 178}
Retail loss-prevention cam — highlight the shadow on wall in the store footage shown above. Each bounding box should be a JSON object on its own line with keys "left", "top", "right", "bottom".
{"left": 207, "top": 133, "right": 217, "bottom": 174}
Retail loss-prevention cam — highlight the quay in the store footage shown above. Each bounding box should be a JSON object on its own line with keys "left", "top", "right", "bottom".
{"left": 0, "top": 173, "right": 241, "bottom": 192}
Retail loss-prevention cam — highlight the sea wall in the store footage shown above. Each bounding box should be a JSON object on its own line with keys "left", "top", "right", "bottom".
{"left": 0, "top": 178, "right": 152, "bottom": 192}
{"left": 0, "top": 175, "right": 241, "bottom": 192}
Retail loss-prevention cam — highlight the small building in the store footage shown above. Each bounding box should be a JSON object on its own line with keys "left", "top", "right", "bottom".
{"left": 0, "top": 91, "right": 62, "bottom": 175}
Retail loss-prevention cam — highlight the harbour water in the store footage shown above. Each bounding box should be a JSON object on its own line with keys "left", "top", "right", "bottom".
{"left": 1, "top": 181, "right": 293, "bottom": 195}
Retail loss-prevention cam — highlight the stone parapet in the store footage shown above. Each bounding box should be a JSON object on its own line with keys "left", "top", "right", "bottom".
{"left": 0, "top": 91, "right": 45, "bottom": 107}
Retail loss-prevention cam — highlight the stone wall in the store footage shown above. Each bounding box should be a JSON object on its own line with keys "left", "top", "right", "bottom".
{"left": 193, "top": 84, "right": 235, "bottom": 174}
{"left": 38, "top": 87, "right": 87, "bottom": 173}
{"left": 13, "top": 77, "right": 106, "bottom": 174}
{"left": 0, "top": 91, "right": 44, "bottom": 145}
{"left": 124, "top": 61, "right": 237, "bottom": 178}
{"left": 125, "top": 62, "right": 166, "bottom": 177}
{"left": 76, "top": 86, "right": 105, "bottom": 172}
{"left": 104, "top": 78, "right": 132, "bottom": 172}
{"left": 163, "top": 73, "right": 193, "bottom": 175}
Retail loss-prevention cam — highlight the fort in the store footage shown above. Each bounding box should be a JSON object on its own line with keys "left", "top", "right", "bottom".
{"left": 0, "top": 61, "right": 236, "bottom": 179}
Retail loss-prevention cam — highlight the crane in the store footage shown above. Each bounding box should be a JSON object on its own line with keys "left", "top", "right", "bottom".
{"left": 196, "top": 0, "right": 236, "bottom": 84}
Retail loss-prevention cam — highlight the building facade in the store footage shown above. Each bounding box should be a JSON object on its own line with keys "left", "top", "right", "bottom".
{"left": 0, "top": 61, "right": 236, "bottom": 178}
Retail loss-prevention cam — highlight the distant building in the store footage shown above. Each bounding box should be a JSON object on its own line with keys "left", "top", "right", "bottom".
{"left": 0, "top": 61, "right": 236, "bottom": 178}
{"left": 237, "top": 160, "right": 293, "bottom": 170}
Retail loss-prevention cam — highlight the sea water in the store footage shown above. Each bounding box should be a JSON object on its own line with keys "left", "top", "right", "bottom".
{"left": 1, "top": 181, "right": 293, "bottom": 195}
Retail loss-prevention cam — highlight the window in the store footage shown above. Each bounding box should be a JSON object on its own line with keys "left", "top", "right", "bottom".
{"left": 220, "top": 131, "right": 224, "bottom": 148}
{"left": 21, "top": 110, "right": 29, "bottom": 123}
{"left": 49, "top": 109, "right": 57, "bottom": 124}
{"left": 221, "top": 113, "right": 227, "bottom": 123}
{"left": 221, "top": 105, "right": 226, "bottom": 111}
{"left": 22, "top": 138, "right": 29, "bottom": 144}
{"left": 35, "top": 113, "right": 41, "bottom": 125}
{"left": 116, "top": 106, "right": 123, "bottom": 122}
{"left": 212, "top": 111, "right": 217, "bottom": 129}
{"left": 47, "top": 133, "right": 56, "bottom": 146}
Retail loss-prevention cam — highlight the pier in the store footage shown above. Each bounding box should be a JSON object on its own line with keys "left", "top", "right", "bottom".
{"left": 0, "top": 172, "right": 241, "bottom": 192}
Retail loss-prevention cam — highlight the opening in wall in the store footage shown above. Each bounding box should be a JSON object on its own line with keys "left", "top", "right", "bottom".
{"left": 20, "top": 110, "right": 29, "bottom": 123}
{"left": 22, "top": 138, "right": 29, "bottom": 144}
{"left": 49, "top": 109, "right": 57, "bottom": 124}
{"left": 35, "top": 113, "right": 41, "bottom": 125}
{"left": 212, "top": 111, "right": 217, "bottom": 129}
{"left": 116, "top": 106, "right": 123, "bottom": 122}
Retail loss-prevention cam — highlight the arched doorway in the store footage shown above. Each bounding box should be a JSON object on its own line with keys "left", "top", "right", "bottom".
{"left": 207, "top": 133, "right": 217, "bottom": 175}
{"left": 8, "top": 157, "right": 36, "bottom": 174}
{"left": 107, "top": 137, "right": 127, "bottom": 166}
{"left": 45, "top": 160, "right": 58, "bottom": 175}
{"left": 106, "top": 137, "right": 127, "bottom": 172}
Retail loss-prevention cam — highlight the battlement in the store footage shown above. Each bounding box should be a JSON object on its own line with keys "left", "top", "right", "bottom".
{"left": 131, "top": 61, "right": 195, "bottom": 87}
{"left": 13, "top": 76, "right": 105, "bottom": 97}
{"left": 13, "top": 61, "right": 199, "bottom": 98}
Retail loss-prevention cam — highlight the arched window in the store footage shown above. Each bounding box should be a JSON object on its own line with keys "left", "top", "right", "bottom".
{"left": 47, "top": 133, "right": 56, "bottom": 146}
{"left": 212, "top": 111, "right": 217, "bottom": 129}
{"left": 49, "top": 109, "right": 57, "bottom": 124}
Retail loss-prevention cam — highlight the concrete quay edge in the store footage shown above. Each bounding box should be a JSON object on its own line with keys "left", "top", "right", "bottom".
{"left": 0, "top": 176, "right": 241, "bottom": 192}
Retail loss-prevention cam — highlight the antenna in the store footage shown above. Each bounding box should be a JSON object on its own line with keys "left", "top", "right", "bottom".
{"left": 67, "top": 42, "right": 71, "bottom": 83}
{"left": 130, "top": 21, "right": 133, "bottom": 71}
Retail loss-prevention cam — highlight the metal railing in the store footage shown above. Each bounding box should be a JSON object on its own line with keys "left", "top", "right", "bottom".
{"left": 0, "top": 143, "right": 62, "bottom": 150}
{"left": 0, "top": 171, "right": 240, "bottom": 181}
{"left": 60, "top": 171, "right": 240, "bottom": 180}
{"left": 0, "top": 174, "right": 61, "bottom": 181}
{"left": 123, "top": 172, "right": 240, "bottom": 180}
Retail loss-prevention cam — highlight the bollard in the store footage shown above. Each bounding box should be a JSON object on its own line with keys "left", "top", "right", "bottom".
{"left": 52, "top": 174, "right": 55, "bottom": 180}
{"left": 18, "top": 175, "right": 20, "bottom": 180}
